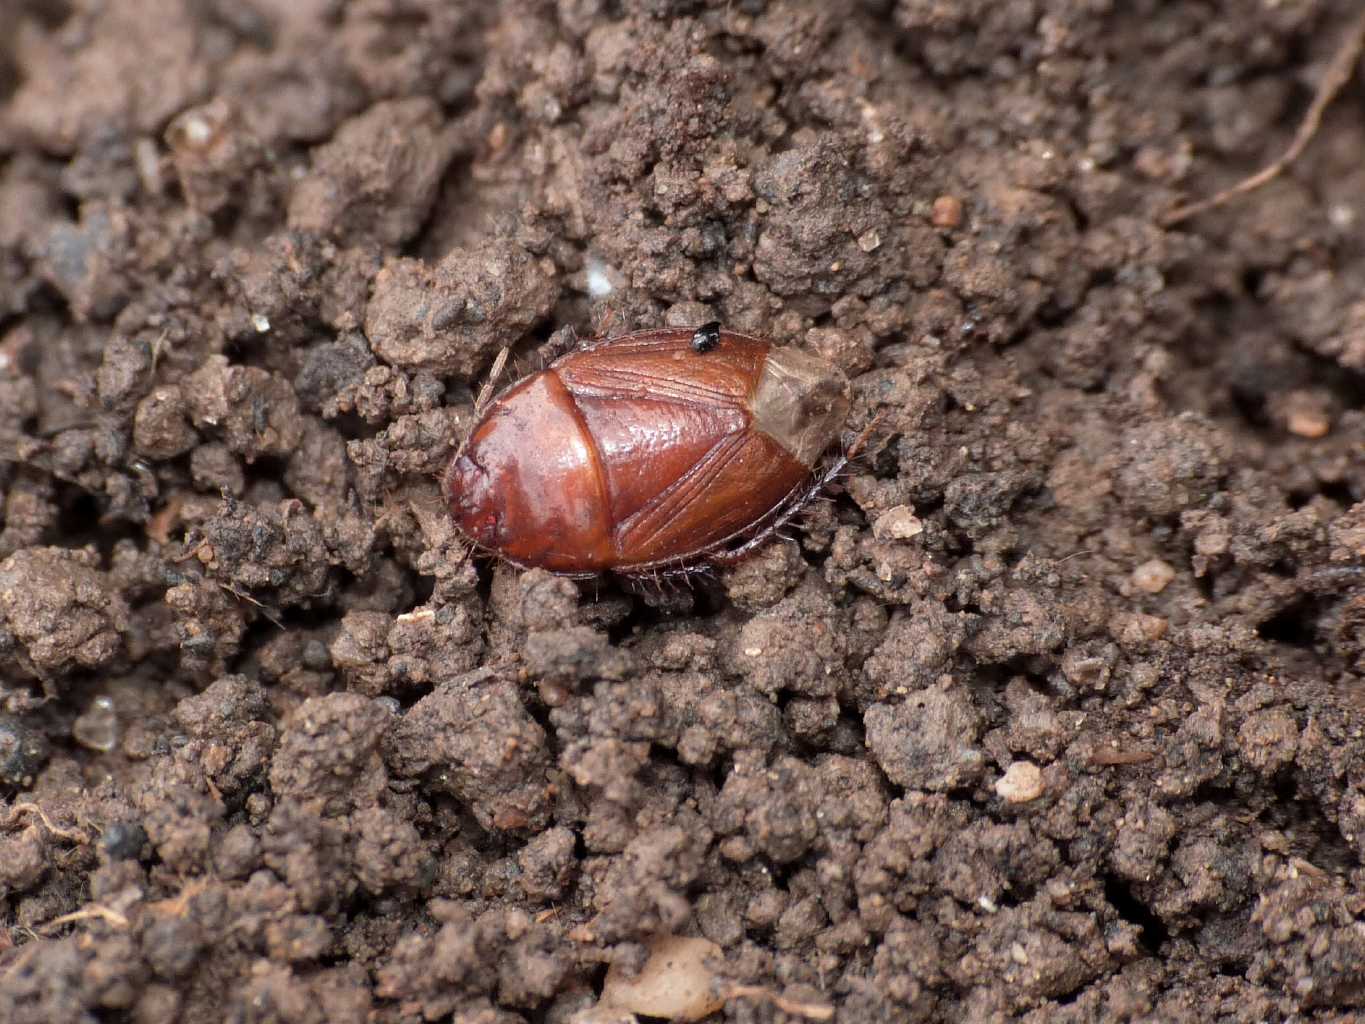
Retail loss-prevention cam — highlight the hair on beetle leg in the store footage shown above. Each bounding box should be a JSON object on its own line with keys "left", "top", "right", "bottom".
{"left": 577, "top": 573, "right": 602, "bottom": 603}
{"left": 453, "top": 538, "right": 477, "bottom": 573}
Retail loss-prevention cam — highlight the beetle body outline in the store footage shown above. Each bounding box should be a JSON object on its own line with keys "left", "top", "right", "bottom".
{"left": 445, "top": 326, "right": 850, "bottom": 580}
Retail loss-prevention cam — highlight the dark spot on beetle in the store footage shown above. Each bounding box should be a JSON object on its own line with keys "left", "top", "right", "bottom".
{"left": 691, "top": 322, "right": 722, "bottom": 353}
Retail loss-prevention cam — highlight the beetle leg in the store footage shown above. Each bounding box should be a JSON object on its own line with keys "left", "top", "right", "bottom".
{"left": 616, "top": 560, "right": 713, "bottom": 590}
{"left": 844, "top": 412, "right": 887, "bottom": 463}
{"left": 709, "top": 414, "right": 885, "bottom": 566}
{"left": 591, "top": 306, "right": 620, "bottom": 340}
{"left": 537, "top": 325, "right": 582, "bottom": 367}
{"left": 707, "top": 453, "right": 849, "bottom": 567}
{"left": 703, "top": 414, "right": 884, "bottom": 568}
{"left": 453, "top": 539, "right": 476, "bottom": 572}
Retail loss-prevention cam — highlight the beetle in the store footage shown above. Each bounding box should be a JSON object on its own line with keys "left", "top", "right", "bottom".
{"left": 444, "top": 326, "right": 851, "bottom": 580}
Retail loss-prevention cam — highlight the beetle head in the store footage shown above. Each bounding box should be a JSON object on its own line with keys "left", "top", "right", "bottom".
{"left": 445, "top": 452, "right": 499, "bottom": 547}
{"left": 751, "top": 346, "right": 850, "bottom": 468}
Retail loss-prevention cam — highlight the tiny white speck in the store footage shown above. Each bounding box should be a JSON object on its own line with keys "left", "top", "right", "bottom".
{"left": 251, "top": 314, "right": 271, "bottom": 333}
{"left": 585, "top": 256, "right": 615, "bottom": 298}
{"left": 183, "top": 116, "right": 212, "bottom": 145}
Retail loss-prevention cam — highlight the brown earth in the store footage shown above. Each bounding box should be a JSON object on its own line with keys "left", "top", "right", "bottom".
{"left": 1, "top": 1, "right": 1364, "bottom": 1022}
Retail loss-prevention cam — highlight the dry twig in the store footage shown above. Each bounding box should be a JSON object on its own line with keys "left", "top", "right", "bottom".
{"left": 1162, "top": 7, "right": 1365, "bottom": 226}
{"left": 725, "top": 984, "right": 835, "bottom": 1021}
{"left": 37, "top": 905, "right": 130, "bottom": 934}
{"left": 3, "top": 802, "right": 90, "bottom": 844}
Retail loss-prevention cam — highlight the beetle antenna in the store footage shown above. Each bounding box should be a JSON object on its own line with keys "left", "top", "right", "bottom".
{"left": 844, "top": 411, "right": 886, "bottom": 463}
{"left": 474, "top": 348, "right": 511, "bottom": 416}
{"left": 593, "top": 306, "right": 620, "bottom": 340}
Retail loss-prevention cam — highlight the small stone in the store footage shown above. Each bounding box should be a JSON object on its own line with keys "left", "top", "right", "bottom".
{"left": 865, "top": 680, "right": 985, "bottom": 792}
{"left": 931, "top": 195, "right": 963, "bottom": 229}
{"left": 100, "top": 821, "right": 148, "bottom": 861}
{"left": 1274, "top": 389, "right": 1333, "bottom": 439}
{"left": 133, "top": 385, "right": 197, "bottom": 460}
{"left": 600, "top": 935, "right": 724, "bottom": 1022}
{"left": 1286, "top": 410, "right": 1329, "bottom": 439}
{"left": 0, "top": 716, "right": 50, "bottom": 786}
{"left": 857, "top": 229, "right": 881, "bottom": 252}
{"left": 995, "top": 761, "right": 1044, "bottom": 803}
{"left": 1131, "top": 559, "right": 1175, "bottom": 594}
{"left": 1110, "top": 612, "right": 1169, "bottom": 647}
{"left": 178, "top": 113, "right": 214, "bottom": 148}
{"left": 73, "top": 695, "right": 119, "bottom": 752}
{"left": 872, "top": 505, "right": 923, "bottom": 541}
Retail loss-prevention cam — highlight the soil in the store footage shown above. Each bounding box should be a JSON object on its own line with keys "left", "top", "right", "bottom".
{"left": 1, "top": 1, "right": 1364, "bottom": 1022}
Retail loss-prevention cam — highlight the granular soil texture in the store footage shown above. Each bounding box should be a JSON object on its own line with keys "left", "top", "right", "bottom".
{"left": 2, "top": 2, "right": 1364, "bottom": 1022}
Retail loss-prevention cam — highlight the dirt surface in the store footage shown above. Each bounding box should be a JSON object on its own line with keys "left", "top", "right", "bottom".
{"left": 1, "top": 1, "right": 1364, "bottom": 1021}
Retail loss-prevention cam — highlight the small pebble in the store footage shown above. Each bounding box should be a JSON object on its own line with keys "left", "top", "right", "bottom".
{"left": 1131, "top": 559, "right": 1175, "bottom": 594}
{"left": 600, "top": 935, "right": 724, "bottom": 1022}
{"left": 73, "top": 696, "right": 120, "bottom": 752}
{"left": 872, "top": 505, "right": 924, "bottom": 541}
{"left": 1110, "top": 612, "right": 1169, "bottom": 646}
{"left": 1286, "top": 409, "right": 1330, "bottom": 439}
{"left": 0, "top": 716, "right": 50, "bottom": 786}
{"left": 995, "top": 761, "right": 1044, "bottom": 804}
{"left": 100, "top": 821, "right": 148, "bottom": 861}
{"left": 180, "top": 114, "right": 213, "bottom": 147}
{"left": 931, "top": 195, "right": 963, "bottom": 229}
{"left": 1278, "top": 389, "right": 1332, "bottom": 439}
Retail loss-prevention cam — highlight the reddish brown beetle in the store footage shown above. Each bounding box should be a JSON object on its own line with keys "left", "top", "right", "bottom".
{"left": 444, "top": 326, "right": 851, "bottom": 579}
